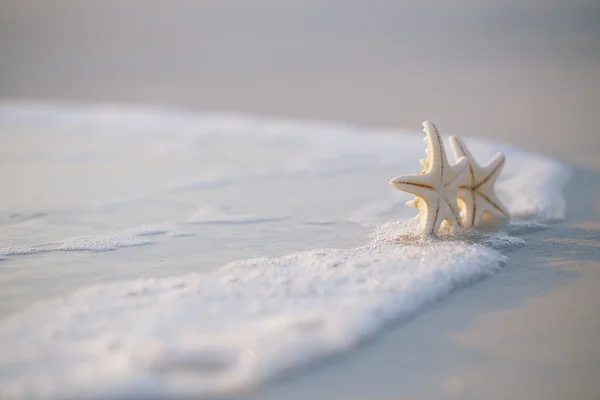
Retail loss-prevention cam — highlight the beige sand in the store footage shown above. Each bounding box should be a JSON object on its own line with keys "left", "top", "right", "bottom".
{"left": 1, "top": 1, "right": 599, "bottom": 399}
{"left": 248, "top": 169, "right": 600, "bottom": 400}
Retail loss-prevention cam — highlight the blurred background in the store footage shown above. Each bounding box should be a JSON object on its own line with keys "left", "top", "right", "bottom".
{"left": 1, "top": 0, "right": 599, "bottom": 167}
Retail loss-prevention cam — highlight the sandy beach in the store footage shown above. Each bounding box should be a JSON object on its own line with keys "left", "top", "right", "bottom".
{"left": 246, "top": 168, "right": 600, "bottom": 400}
{"left": 1, "top": 1, "right": 599, "bottom": 399}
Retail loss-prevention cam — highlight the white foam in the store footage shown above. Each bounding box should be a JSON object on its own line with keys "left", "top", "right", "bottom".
{"left": 0, "top": 102, "right": 572, "bottom": 399}
{"left": 1, "top": 102, "right": 569, "bottom": 221}
{"left": 56, "top": 235, "right": 151, "bottom": 252}
{"left": 346, "top": 146, "right": 571, "bottom": 227}
{"left": 481, "top": 231, "right": 527, "bottom": 252}
{"left": 0, "top": 221, "right": 508, "bottom": 400}
{"left": 0, "top": 245, "right": 47, "bottom": 256}
{"left": 0, "top": 224, "right": 192, "bottom": 258}
{"left": 498, "top": 153, "right": 571, "bottom": 221}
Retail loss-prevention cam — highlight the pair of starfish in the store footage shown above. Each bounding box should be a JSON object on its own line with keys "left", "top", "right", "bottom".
{"left": 389, "top": 121, "right": 509, "bottom": 236}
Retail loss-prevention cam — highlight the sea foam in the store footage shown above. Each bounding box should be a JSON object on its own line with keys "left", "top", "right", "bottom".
{"left": 0, "top": 103, "right": 571, "bottom": 399}
{"left": 0, "top": 221, "right": 508, "bottom": 400}
{"left": 0, "top": 224, "right": 191, "bottom": 258}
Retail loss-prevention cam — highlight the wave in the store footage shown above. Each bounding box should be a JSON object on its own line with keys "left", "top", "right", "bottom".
{"left": 0, "top": 102, "right": 571, "bottom": 399}
{"left": 0, "top": 224, "right": 192, "bottom": 259}
{"left": 0, "top": 221, "right": 509, "bottom": 399}
{"left": 186, "top": 205, "right": 286, "bottom": 225}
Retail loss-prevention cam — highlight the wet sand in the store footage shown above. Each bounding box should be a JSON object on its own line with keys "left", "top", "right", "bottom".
{"left": 247, "top": 168, "right": 600, "bottom": 400}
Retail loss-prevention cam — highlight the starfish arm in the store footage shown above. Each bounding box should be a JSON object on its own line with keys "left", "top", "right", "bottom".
{"left": 439, "top": 197, "right": 462, "bottom": 228}
{"left": 449, "top": 135, "right": 475, "bottom": 162}
{"left": 458, "top": 188, "right": 476, "bottom": 227}
{"left": 484, "top": 152, "right": 505, "bottom": 171}
{"left": 418, "top": 203, "right": 430, "bottom": 230}
{"left": 406, "top": 197, "right": 424, "bottom": 219}
{"left": 422, "top": 120, "right": 448, "bottom": 184}
{"left": 450, "top": 136, "right": 479, "bottom": 187}
{"left": 405, "top": 198, "right": 419, "bottom": 208}
{"left": 475, "top": 191, "right": 510, "bottom": 221}
{"left": 441, "top": 190, "right": 464, "bottom": 228}
{"left": 475, "top": 152, "right": 505, "bottom": 189}
{"left": 418, "top": 194, "right": 442, "bottom": 236}
{"left": 389, "top": 174, "right": 435, "bottom": 199}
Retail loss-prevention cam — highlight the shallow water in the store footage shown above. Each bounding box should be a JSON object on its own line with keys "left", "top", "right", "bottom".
{"left": 0, "top": 104, "right": 569, "bottom": 399}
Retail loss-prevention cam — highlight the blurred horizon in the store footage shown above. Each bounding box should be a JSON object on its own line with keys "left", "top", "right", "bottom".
{"left": 1, "top": 0, "right": 599, "bottom": 166}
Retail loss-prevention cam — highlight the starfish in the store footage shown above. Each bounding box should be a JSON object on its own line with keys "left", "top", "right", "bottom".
{"left": 449, "top": 136, "right": 509, "bottom": 227}
{"left": 389, "top": 121, "right": 468, "bottom": 236}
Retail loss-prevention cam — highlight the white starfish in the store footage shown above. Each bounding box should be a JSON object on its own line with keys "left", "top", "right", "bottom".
{"left": 389, "top": 121, "right": 468, "bottom": 236}
{"left": 449, "top": 136, "right": 510, "bottom": 227}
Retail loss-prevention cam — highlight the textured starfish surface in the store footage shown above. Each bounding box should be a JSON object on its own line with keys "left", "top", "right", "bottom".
{"left": 449, "top": 136, "right": 509, "bottom": 227}
{"left": 390, "top": 121, "right": 468, "bottom": 236}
